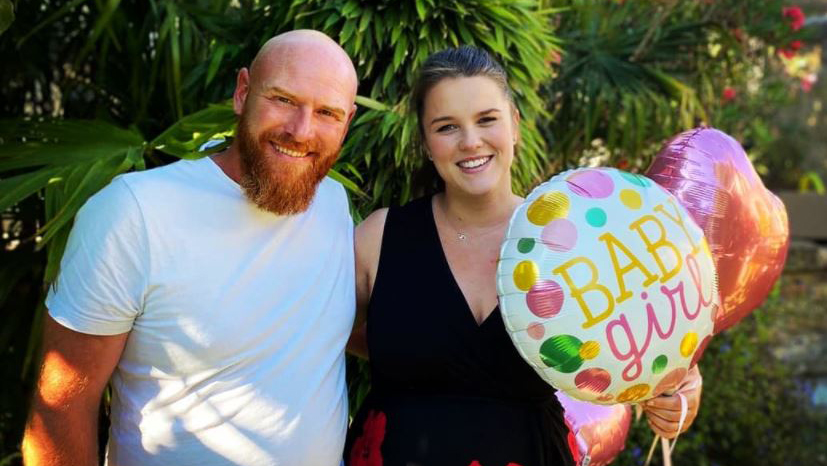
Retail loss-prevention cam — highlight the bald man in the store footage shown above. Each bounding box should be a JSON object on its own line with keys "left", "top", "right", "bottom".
{"left": 23, "top": 30, "right": 359, "bottom": 466}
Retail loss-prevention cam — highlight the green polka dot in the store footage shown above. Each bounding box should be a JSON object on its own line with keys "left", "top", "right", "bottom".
{"left": 620, "top": 171, "right": 651, "bottom": 187}
{"left": 652, "top": 355, "right": 668, "bottom": 374}
{"left": 517, "top": 238, "right": 536, "bottom": 253}
{"left": 586, "top": 208, "right": 607, "bottom": 227}
{"left": 540, "top": 335, "right": 584, "bottom": 373}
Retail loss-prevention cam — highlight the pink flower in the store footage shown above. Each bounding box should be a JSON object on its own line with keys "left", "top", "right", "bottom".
{"left": 547, "top": 50, "right": 562, "bottom": 65}
{"left": 722, "top": 87, "right": 737, "bottom": 103}
{"left": 801, "top": 74, "right": 817, "bottom": 92}
{"left": 783, "top": 6, "right": 805, "bottom": 31}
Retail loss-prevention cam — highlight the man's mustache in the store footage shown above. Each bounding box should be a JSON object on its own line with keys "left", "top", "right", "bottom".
{"left": 258, "top": 131, "right": 320, "bottom": 155}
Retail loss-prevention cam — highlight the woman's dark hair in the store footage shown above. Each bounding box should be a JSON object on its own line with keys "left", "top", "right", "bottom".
{"left": 409, "top": 46, "right": 515, "bottom": 197}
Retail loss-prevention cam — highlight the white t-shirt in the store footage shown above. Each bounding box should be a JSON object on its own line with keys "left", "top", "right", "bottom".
{"left": 47, "top": 157, "right": 355, "bottom": 466}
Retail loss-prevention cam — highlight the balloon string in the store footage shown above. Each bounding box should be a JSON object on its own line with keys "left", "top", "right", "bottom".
{"left": 662, "top": 436, "right": 672, "bottom": 466}
{"left": 643, "top": 390, "right": 690, "bottom": 466}
{"left": 669, "top": 392, "right": 689, "bottom": 453}
{"left": 644, "top": 433, "right": 659, "bottom": 466}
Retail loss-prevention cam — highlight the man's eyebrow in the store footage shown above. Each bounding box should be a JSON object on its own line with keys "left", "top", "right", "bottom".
{"left": 266, "top": 86, "right": 297, "bottom": 100}
{"left": 266, "top": 86, "right": 346, "bottom": 119}
{"left": 320, "top": 105, "right": 347, "bottom": 119}
{"left": 429, "top": 108, "right": 501, "bottom": 126}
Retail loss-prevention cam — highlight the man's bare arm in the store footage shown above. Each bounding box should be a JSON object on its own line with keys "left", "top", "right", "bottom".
{"left": 22, "top": 315, "right": 128, "bottom": 466}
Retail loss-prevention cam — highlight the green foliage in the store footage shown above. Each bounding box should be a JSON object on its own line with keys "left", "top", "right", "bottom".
{"left": 613, "top": 295, "right": 827, "bottom": 466}
{"left": 0, "top": 0, "right": 13, "bottom": 36}
{"left": 544, "top": 0, "right": 807, "bottom": 173}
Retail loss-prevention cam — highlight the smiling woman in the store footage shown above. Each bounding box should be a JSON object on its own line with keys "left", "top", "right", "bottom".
{"left": 344, "top": 46, "right": 576, "bottom": 466}
{"left": 421, "top": 76, "right": 519, "bottom": 198}
{"left": 344, "top": 46, "right": 705, "bottom": 466}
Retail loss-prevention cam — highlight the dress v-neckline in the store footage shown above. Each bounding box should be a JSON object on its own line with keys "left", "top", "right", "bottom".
{"left": 427, "top": 196, "right": 500, "bottom": 329}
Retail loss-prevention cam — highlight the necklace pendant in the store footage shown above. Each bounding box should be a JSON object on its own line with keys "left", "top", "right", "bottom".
{"left": 457, "top": 233, "right": 467, "bottom": 241}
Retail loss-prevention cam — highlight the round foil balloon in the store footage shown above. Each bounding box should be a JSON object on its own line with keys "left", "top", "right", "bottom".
{"left": 646, "top": 127, "right": 789, "bottom": 333}
{"left": 557, "top": 392, "right": 632, "bottom": 466}
{"left": 497, "top": 167, "right": 718, "bottom": 404}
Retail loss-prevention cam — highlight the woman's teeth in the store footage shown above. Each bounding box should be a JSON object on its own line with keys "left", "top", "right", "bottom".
{"left": 458, "top": 156, "right": 492, "bottom": 169}
{"left": 274, "top": 143, "right": 307, "bottom": 158}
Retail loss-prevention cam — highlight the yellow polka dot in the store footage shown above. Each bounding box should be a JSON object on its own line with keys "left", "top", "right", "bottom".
{"left": 527, "top": 192, "right": 570, "bottom": 226}
{"left": 617, "top": 384, "right": 651, "bottom": 403}
{"left": 513, "top": 260, "right": 539, "bottom": 291}
{"left": 681, "top": 332, "right": 698, "bottom": 357}
{"left": 619, "top": 189, "right": 642, "bottom": 210}
{"left": 579, "top": 341, "right": 601, "bottom": 360}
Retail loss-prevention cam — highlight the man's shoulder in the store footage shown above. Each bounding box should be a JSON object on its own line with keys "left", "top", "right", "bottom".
{"left": 118, "top": 158, "right": 206, "bottom": 192}
{"left": 317, "top": 176, "right": 350, "bottom": 208}
{"left": 319, "top": 176, "right": 346, "bottom": 197}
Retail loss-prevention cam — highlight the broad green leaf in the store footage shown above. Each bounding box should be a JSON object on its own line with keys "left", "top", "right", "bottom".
{"left": 355, "top": 95, "right": 389, "bottom": 112}
{"left": 341, "top": 0, "right": 358, "bottom": 18}
{"left": 328, "top": 167, "right": 367, "bottom": 198}
{"left": 37, "top": 153, "right": 132, "bottom": 247}
{"left": 415, "top": 0, "right": 426, "bottom": 21}
{"left": 0, "top": 0, "right": 13, "bottom": 36}
{"left": 0, "top": 120, "right": 145, "bottom": 171}
{"left": 357, "top": 9, "right": 372, "bottom": 32}
{"left": 0, "top": 167, "right": 65, "bottom": 213}
{"left": 340, "top": 18, "right": 356, "bottom": 44}
{"left": 151, "top": 103, "right": 236, "bottom": 158}
{"left": 205, "top": 43, "right": 226, "bottom": 86}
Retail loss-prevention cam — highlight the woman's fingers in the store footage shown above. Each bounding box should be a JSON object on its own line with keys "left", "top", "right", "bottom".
{"left": 642, "top": 366, "right": 703, "bottom": 437}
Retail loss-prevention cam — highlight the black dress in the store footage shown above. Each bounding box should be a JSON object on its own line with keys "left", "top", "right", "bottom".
{"left": 345, "top": 197, "right": 576, "bottom": 466}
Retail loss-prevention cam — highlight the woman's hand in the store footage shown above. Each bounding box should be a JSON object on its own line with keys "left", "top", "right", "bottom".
{"left": 640, "top": 365, "right": 703, "bottom": 439}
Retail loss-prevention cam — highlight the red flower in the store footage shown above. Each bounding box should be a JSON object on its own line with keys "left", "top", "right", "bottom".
{"left": 722, "top": 87, "right": 737, "bottom": 103}
{"left": 616, "top": 158, "right": 630, "bottom": 170}
{"left": 778, "top": 47, "right": 796, "bottom": 58}
{"left": 468, "top": 461, "right": 523, "bottom": 466}
{"left": 350, "top": 410, "right": 387, "bottom": 466}
{"left": 790, "top": 40, "right": 803, "bottom": 51}
{"left": 783, "top": 6, "right": 805, "bottom": 31}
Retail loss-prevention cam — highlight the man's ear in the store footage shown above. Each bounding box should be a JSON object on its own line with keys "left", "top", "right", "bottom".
{"left": 341, "top": 103, "right": 358, "bottom": 139}
{"left": 233, "top": 68, "right": 251, "bottom": 116}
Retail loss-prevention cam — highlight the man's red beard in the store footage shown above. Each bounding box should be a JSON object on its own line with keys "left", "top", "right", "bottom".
{"left": 236, "top": 114, "right": 339, "bottom": 215}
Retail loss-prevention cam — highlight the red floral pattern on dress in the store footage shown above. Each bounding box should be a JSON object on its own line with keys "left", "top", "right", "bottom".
{"left": 467, "top": 462, "right": 523, "bottom": 466}
{"left": 350, "top": 410, "right": 387, "bottom": 466}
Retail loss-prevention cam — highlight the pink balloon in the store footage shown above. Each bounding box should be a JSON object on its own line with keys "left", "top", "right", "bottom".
{"left": 557, "top": 392, "right": 632, "bottom": 466}
{"left": 645, "top": 127, "right": 789, "bottom": 334}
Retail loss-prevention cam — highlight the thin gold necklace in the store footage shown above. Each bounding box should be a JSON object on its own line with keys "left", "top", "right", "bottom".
{"left": 437, "top": 198, "right": 510, "bottom": 242}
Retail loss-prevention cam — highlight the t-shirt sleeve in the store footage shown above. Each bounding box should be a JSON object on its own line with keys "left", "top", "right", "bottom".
{"left": 46, "top": 176, "right": 149, "bottom": 335}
